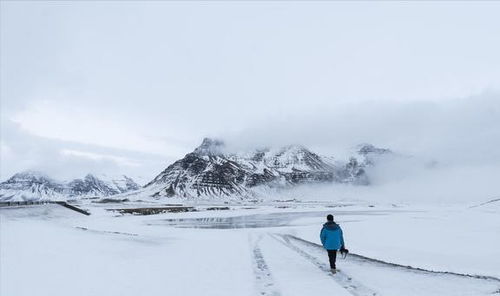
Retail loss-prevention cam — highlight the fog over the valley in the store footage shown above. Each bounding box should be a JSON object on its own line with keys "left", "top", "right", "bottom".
{"left": 1, "top": 2, "right": 500, "bottom": 201}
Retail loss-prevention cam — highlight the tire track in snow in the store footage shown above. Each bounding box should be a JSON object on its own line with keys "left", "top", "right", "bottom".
{"left": 270, "top": 234, "right": 378, "bottom": 296}
{"left": 283, "top": 234, "right": 500, "bottom": 283}
{"left": 251, "top": 235, "right": 281, "bottom": 296}
{"left": 73, "top": 226, "right": 164, "bottom": 245}
{"left": 75, "top": 226, "right": 138, "bottom": 236}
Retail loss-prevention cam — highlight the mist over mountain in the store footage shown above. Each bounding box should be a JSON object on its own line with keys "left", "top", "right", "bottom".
{"left": 142, "top": 138, "right": 391, "bottom": 199}
{"left": 2, "top": 134, "right": 499, "bottom": 203}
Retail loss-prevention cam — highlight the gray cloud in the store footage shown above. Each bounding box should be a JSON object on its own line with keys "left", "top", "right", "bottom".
{"left": 0, "top": 120, "right": 172, "bottom": 182}
{"left": 1, "top": 1, "right": 500, "bottom": 196}
{"left": 222, "top": 92, "right": 500, "bottom": 165}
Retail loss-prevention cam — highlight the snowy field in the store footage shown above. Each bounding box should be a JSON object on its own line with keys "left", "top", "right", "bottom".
{"left": 1, "top": 200, "right": 500, "bottom": 296}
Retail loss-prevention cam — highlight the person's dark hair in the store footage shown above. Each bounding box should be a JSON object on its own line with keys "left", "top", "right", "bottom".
{"left": 327, "top": 214, "right": 334, "bottom": 221}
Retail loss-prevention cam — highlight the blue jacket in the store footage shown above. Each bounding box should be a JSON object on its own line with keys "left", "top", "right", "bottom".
{"left": 320, "top": 221, "right": 345, "bottom": 250}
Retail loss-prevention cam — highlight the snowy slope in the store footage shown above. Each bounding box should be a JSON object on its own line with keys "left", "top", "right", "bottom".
{"left": 1, "top": 203, "right": 498, "bottom": 296}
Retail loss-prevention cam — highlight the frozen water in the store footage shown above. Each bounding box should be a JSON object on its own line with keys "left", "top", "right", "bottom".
{"left": 151, "top": 210, "right": 391, "bottom": 229}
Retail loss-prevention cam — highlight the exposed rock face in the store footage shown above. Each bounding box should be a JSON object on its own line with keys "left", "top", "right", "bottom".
{"left": 144, "top": 138, "right": 371, "bottom": 198}
{"left": 0, "top": 172, "right": 140, "bottom": 201}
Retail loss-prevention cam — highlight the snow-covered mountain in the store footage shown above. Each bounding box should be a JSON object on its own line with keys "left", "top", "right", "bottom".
{"left": 0, "top": 171, "right": 67, "bottom": 201}
{"left": 0, "top": 172, "right": 140, "bottom": 201}
{"left": 0, "top": 140, "right": 392, "bottom": 201}
{"left": 144, "top": 138, "right": 374, "bottom": 199}
{"left": 67, "top": 174, "right": 140, "bottom": 197}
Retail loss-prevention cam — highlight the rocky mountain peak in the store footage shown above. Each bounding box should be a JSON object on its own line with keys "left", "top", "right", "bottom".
{"left": 357, "top": 144, "right": 392, "bottom": 156}
{"left": 193, "top": 138, "right": 225, "bottom": 156}
{"left": 355, "top": 143, "right": 393, "bottom": 167}
{"left": 7, "top": 171, "right": 53, "bottom": 183}
{"left": 84, "top": 173, "right": 98, "bottom": 181}
{"left": 265, "top": 145, "right": 330, "bottom": 171}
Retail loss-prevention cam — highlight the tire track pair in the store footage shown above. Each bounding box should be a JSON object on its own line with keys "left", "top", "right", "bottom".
{"left": 270, "top": 233, "right": 378, "bottom": 296}
{"left": 250, "top": 235, "right": 281, "bottom": 296}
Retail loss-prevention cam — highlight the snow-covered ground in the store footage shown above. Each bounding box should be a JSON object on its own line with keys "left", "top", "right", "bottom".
{"left": 1, "top": 200, "right": 499, "bottom": 296}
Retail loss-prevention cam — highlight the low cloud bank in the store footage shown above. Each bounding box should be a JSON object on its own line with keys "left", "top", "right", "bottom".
{"left": 222, "top": 92, "right": 500, "bottom": 166}
{"left": 229, "top": 92, "right": 500, "bottom": 204}
{"left": 2, "top": 92, "right": 499, "bottom": 203}
{"left": 265, "top": 159, "right": 500, "bottom": 205}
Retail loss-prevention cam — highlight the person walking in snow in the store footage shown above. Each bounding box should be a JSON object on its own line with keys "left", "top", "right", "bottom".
{"left": 320, "top": 214, "right": 346, "bottom": 273}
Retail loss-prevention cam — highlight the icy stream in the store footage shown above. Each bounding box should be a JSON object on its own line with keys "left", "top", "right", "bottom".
{"left": 149, "top": 210, "right": 392, "bottom": 229}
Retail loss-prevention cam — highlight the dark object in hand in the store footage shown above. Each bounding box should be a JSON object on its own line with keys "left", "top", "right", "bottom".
{"left": 340, "top": 247, "right": 349, "bottom": 258}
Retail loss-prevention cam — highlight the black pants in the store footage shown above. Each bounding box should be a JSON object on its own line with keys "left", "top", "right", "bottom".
{"left": 327, "top": 250, "right": 337, "bottom": 269}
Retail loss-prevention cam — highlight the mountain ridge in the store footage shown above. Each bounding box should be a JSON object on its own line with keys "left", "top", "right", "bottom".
{"left": 0, "top": 171, "right": 140, "bottom": 201}
{"left": 143, "top": 138, "right": 386, "bottom": 199}
{"left": 1, "top": 139, "right": 393, "bottom": 201}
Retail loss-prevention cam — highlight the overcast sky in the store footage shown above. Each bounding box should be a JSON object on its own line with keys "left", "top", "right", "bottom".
{"left": 1, "top": 1, "right": 500, "bottom": 182}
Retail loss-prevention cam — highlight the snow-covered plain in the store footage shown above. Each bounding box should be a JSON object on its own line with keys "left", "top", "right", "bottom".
{"left": 1, "top": 200, "right": 499, "bottom": 296}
